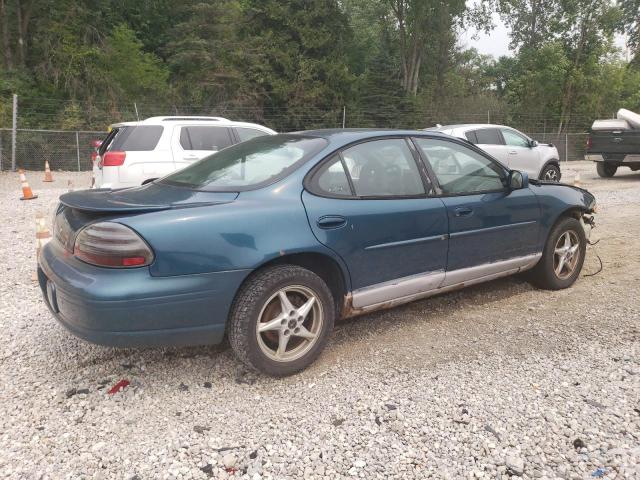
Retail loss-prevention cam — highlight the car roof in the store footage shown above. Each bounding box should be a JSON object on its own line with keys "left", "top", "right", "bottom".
{"left": 109, "top": 116, "right": 275, "bottom": 132}
{"left": 426, "top": 124, "right": 523, "bottom": 132}
{"left": 290, "top": 128, "right": 453, "bottom": 141}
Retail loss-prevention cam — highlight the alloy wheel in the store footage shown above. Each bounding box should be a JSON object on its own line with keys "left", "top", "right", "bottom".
{"left": 543, "top": 168, "right": 559, "bottom": 181}
{"left": 553, "top": 230, "right": 581, "bottom": 279}
{"left": 255, "top": 285, "right": 323, "bottom": 362}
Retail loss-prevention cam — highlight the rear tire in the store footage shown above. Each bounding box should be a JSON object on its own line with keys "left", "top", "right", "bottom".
{"left": 596, "top": 162, "right": 617, "bottom": 178}
{"left": 528, "top": 216, "right": 586, "bottom": 290}
{"left": 540, "top": 163, "right": 561, "bottom": 182}
{"left": 228, "top": 265, "right": 335, "bottom": 376}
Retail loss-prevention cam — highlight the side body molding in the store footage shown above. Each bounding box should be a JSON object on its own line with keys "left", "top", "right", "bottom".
{"left": 346, "top": 253, "right": 542, "bottom": 317}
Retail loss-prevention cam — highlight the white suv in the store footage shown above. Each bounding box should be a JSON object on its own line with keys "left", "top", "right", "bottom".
{"left": 428, "top": 124, "right": 562, "bottom": 181}
{"left": 93, "top": 116, "right": 276, "bottom": 189}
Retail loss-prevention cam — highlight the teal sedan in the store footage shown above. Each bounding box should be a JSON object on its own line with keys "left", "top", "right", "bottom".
{"left": 39, "top": 130, "right": 596, "bottom": 375}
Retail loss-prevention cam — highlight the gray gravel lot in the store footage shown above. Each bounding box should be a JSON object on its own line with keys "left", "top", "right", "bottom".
{"left": 0, "top": 163, "right": 638, "bottom": 480}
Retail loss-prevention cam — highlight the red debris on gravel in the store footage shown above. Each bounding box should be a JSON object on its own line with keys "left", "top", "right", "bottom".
{"left": 107, "top": 379, "right": 130, "bottom": 394}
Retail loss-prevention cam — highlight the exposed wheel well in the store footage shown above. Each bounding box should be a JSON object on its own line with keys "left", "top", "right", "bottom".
{"left": 553, "top": 207, "right": 587, "bottom": 231}
{"left": 243, "top": 253, "right": 348, "bottom": 316}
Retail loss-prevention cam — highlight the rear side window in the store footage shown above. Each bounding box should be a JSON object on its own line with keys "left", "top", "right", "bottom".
{"left": 310, "top": 155, "right": 353, "bottom": 197}
{"left": 341, "top": 139, "right": 426, "bottom": 197}
{"left": 464, "top": 131, "right": 478, "bottom": 143}
{"left": 473, "top": 128, "right": 503, "bottom": 145}
{"left": 236, "top": 127, "right": 270, "bottom": 142}
{"left": 180, "top": 126, "right": 232, "bottom": 151}
{"left": 109, "top": 126, "right": 163, "bottom": 151}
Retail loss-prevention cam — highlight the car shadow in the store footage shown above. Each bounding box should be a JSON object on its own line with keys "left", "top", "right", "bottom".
{"left": 40, "top": 275, "right": 536, "bottom": 384}
{"left": 333, "top": 275, "right": 532, "bottom": 337}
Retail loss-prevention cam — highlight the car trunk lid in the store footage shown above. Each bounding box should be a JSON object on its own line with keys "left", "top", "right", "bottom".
{"left": 59, "top": 182, "right": 238, "bottom": 213}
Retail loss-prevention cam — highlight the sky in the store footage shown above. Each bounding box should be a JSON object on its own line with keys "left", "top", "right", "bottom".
{"left": 459, "top": 12, "right": 512, "bottom": 58}
{"left": 459, "top": 10, "right": 629, "bottom": 60}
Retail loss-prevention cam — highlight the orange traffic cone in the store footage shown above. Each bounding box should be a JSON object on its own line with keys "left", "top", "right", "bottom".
{"left": 19, "top": 169, "right": 38, "bottom": 200}
{"left": 43, "top": 161, "right": 54, "bottom": 182}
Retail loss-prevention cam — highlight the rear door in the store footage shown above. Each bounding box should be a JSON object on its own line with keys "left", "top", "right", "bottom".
{"left": 467, "top": 128, "right": 508, "bottom": 164}
{"left": 302, "top": 137, "right": 449, "bottom": 308}
{"left": 172, "top": 125, "right": 234, "bottom": 170}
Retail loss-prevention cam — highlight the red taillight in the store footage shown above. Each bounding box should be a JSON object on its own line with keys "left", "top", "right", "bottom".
{"left": 74, "top": 222, "right": 154, "bottom": 268}
{"left": 586, "top": 136, "right": 592, "bottom": 149}
{"left": 102, "top": 151, "right": 126, "bottom": 166}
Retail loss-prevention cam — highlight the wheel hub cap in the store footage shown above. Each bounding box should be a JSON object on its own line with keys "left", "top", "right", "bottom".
{"left": 256, "top": 285, "right": 323, "bottom": 362}
{"left": 553, "top": 231, "right": 580, "bottom": 279}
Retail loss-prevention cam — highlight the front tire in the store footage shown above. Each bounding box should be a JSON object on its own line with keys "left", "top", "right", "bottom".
{"left": 540, "top": 163, "right": 561, "bottom": 182}
{"left": 596, "top": 162, "right": 617, "bottom": 178}
{"left": 528, "top": 216, "right": 586, "bottom": 290}
{"left": 228, "top": 265, "right": 335, "bottom": 376}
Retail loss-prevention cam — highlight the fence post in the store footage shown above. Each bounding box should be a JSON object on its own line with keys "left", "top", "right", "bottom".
{"left": 487, "top": 110, "right": 490, "bottom": 124}
{"left": 75, "top": 131, "right": 81, "bottom": 171}
{"left": 565, "top": 133, "right": 568, "bottom": 162}
{"left": 11, "top": 93, "right": 17, "bottom": 171}
{"left": 342, "top": 106, "right": 346, "bottom": 129}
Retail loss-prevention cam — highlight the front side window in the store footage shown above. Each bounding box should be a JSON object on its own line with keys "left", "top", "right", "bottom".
{"left": 160, "top": 135, "right": 327, "bottom": 191}
{"left": 236, "top": 127, "right": 270, "bottom": 142}
{"left": 473, "top": 128, "right": 503, "bottom": 145}
{"left": 340, "top": 139, "right": 426, "bottom": 197}
{"left": 414, "top": 138, "right": 505, "bottom": 195}
{"left": 501, "top": 129, "right": 529, "bottom": 147}
{"left": 179, "top": 126, "right": 232, "bottom": 151}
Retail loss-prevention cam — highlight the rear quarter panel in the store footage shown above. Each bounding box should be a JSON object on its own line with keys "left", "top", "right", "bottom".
{"left": 117, "top": 179, "right": 348, "bottom": 280}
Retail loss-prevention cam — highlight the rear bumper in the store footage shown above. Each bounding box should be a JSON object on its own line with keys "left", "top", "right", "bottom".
{"left": 587, "top": 153, "right": 640, "bottom": 163}
{"left": 38, "top": 241, "right": 250, "bottom": 347}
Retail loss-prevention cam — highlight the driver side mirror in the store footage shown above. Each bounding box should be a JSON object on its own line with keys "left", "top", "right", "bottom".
{"left": 508, "top": 170, "right": 528, "bottom": 190}
{"left": 529, "top": 139, "right": 538, "bottom": 148}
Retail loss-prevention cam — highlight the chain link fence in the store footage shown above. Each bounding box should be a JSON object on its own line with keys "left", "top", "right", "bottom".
{"left": 0, "top": 126, "right": 589, "bottom": 172}
{"left": 0, "top": 128, "right": 105, "bottom": 171}
{"left": 525, "top": 132, "right": 589, "bottom": 163}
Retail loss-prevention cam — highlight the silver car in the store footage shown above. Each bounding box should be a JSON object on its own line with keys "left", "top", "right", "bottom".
{"left": 427, "top": 124, "right": 561, "bottom": 182}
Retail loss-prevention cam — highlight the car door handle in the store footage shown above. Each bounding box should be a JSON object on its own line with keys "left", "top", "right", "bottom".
{"left": 454, "top": 207, "right": 473, "bottom": 217}
{"left": 317, "top": 215, "right": 347, "bottom": 229}
{"left": 183, "top": 154, "right": 199, "bottom": 160}
{"left": 508, "top": 150, "right": 517, "bottom": 155}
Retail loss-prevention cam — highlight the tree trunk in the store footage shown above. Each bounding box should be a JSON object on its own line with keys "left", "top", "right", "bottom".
{"left": 0, "top": 0, "right": 13, "bottom": 68}
{"left": 557, "top": 11, "right": 590, "bottom": 134}
{"left": 14, "top": 0, "right": 30, "bottom": 67}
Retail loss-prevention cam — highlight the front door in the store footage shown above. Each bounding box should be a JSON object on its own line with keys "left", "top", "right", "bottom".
{"left": 302, "top": 138, "right": 449, "bottom": 308}
{"left": 412, "top": 137, "right": 541, "bottom": 285}
{"left": 500, "top": 128, "right": 539, "bottom": 178}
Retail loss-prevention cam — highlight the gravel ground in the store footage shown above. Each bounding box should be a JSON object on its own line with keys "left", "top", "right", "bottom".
{"left": 0, "top": 163, "right": 638, "bottom": 480}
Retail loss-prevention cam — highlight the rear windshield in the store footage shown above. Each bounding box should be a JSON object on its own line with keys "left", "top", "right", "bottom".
{"left": 159, "top": 135, "right": 327, "bottom": 191}
{"left": 109, "top": 125, "right": 164, "bottom": 151}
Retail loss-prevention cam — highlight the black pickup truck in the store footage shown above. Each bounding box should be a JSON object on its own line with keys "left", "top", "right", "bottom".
{"left": 586, "top": 110, "right": 640, "bottom": 178}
